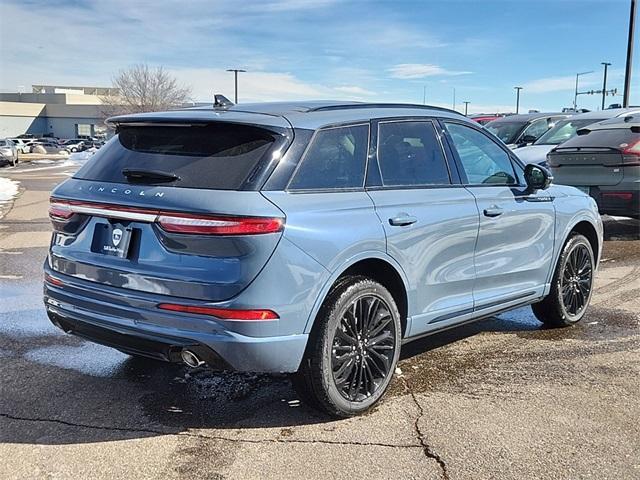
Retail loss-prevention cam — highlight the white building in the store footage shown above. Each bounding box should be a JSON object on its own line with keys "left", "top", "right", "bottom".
{"left": 0, "top": 84, "right": 114, "bottom": 138}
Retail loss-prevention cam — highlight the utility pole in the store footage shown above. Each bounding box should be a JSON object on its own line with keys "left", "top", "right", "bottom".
{"left": 463, "top": 101, "right": 470, "bottom": 116}
{"left": 226, "top": 68, "right": 246, "bottom": 104}
{"left": 452, "top": 88, "right": 456, "bottom": 110}
{"left": 623, "top": 0, "right": 636, "bottom": 107}
{"left": 514, "top": 86, "right": 523, "bottom": 114}
{"left": 601, "top": 62, "right": 612, "bottom": 110}
{"left": 574, "top": 71, "right": 594, "bottom": 110}
{"left": 423, "top": 85, "right": 427, "bottom": 105}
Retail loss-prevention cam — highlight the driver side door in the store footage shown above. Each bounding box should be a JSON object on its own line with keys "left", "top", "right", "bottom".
{"left": 442, "top": 121, "right": 556, "bottom": 310}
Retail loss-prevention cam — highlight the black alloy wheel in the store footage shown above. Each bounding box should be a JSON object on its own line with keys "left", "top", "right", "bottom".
{"left": 331, "top": 294, "right": 396, "bottom": 402}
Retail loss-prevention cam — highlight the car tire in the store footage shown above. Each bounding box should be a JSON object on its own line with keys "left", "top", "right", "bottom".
{"left": 532, "top": 234, "right": 595, "bottom": 327}
{"left": 293, "top": 275, "right": 402, "bottom": 417}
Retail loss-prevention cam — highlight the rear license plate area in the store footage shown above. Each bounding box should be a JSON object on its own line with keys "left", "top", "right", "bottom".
{"left": 92, "top": 222, "right": 133, "bottom": 258}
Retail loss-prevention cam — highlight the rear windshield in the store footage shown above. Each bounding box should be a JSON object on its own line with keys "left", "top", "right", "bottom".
{"left": 74, "top": 123, "right": 278, "bottom": 190}
{"left": 555, "top": 127, "right": 639, "bottom": 150}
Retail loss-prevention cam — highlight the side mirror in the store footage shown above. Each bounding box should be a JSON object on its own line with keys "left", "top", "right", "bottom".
{"left": 520, "top": 134, "right": 537, "bottom": 145}
{"left": 524, "top": 163, "right": 553, "bottom": 192}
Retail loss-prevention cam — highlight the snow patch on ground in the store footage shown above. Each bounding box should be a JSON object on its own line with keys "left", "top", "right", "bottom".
{"left": 0, "top": 177, "right": 20, "bottom": 203}
{"left": 67, "top": 148, "right": 97, "bottom": 166}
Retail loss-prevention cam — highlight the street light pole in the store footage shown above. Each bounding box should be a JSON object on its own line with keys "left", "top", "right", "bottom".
{"left": 463, "top": 101, "right": 470, "bottom": 116}
{"left": 226, "top": 68, "right": 246, "bottom": 104}
{"left": 573, "top": 71, "right": 594, "bottom": 110}
{"left": 623, "top": 0, "right": 636, "bottom": 107}
{"left": 514, "top": 86, "right": 523, "bottom": 114}
{"left": 601, "top": 62, "right": 612, "bottom": 110}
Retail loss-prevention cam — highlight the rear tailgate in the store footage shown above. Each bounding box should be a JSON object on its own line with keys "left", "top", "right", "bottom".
{"left": 548, "top": 149, "right": 624, "bottom": 186}
{"left": 548, "top": 125, "right": 640, "bottom": 187}
{"left": 48, "top": 115, "right": 291, "bottom": 301}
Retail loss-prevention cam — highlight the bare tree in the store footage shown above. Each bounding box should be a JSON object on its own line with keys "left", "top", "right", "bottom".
{"left": 100, "top": 64, "right": 191, "bottom": 117}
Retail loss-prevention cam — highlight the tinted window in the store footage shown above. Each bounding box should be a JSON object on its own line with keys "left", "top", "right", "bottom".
{"left": 534, "top": 118, "right": 604, "bottom": 145}
{"left": 288, "top": 124, "right": 368, "bottom": 190}
{"left": 556, "top": 127, "right": 639, "bottom": 150}
{"left": 486, "top": 121, "right": 527, "bottom": 144}
{"left": 445, "top": 123, "right": 517, "bottom": 185}
{"left": 377, "top": 121, "right": 450, "bottom": 186}
{"left": 74, "top": 124, "right": 277, "bottom": 190}
{"left": 522, "top": 119, "right": 551, "bottom": 140}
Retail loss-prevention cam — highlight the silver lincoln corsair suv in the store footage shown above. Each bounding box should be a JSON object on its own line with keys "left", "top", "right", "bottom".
{"left": 45, "top": 101, "right": 603, "bottom": 417}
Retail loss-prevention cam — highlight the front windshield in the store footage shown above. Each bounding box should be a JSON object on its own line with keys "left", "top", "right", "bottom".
{"left": 485, "top": 121, "right": 526, "bottom": 144}
{"left": 534, "top": 118, "right": 604, "bottom": 145}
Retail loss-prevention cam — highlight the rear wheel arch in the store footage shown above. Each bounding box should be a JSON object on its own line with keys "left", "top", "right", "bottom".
{"left": 306, "top": 256, "right": 409, "bottom": 338}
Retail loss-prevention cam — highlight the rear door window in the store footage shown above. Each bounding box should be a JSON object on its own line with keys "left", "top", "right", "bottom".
{"left": 74, "top": 123, "right": 279, "bottom": 190}
{"left": 377, "top": 121, "right": 450, "bottom": 186}
{"left": 288, "top": 124, "right": 369, "bottom": 190}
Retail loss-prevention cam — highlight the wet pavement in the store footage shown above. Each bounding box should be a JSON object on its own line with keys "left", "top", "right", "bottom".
{"left": 1, "top": 161, "right": 639, "bottom": 479}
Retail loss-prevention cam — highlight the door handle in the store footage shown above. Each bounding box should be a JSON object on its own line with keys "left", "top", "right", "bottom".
{"left": 389, "top": 215, "right": 418, "bottom": 226}
{"left": 483, "top": 206, "right": 504, "bottom": 217}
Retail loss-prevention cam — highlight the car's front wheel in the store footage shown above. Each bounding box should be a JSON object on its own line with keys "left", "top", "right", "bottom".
{"left": 532, "top": 233, "right": 595, "bottom": 327}
{"left": 293, "top": 276, "right": 402, "bottom": 417}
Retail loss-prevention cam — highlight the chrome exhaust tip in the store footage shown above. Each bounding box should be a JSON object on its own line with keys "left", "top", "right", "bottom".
{"left": 181, "top": 349, "right": 205, "bottom": 368}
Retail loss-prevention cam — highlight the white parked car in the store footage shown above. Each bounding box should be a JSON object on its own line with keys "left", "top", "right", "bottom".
{"left": 8, "top": 138, "right": 33, "bottom": 154}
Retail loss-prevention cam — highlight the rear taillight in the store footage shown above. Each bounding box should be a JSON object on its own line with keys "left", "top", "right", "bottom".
{"left": 48, "top": 198, "right": 284, "bottom": 235}
{"left": 48, "top": 201, "right": 74, "bottom": 220}
{"left": 622, "top": 139, "right": 640, "bottom": 165}
{"left": 157, "top": 303, "right": 279, "bottom": 320}
{"left": 601, "top": 192, "right": 633, "bottom": 201}
{"left": 44, "top": 272, "right": 64, "bottom": 287}
{"left": 622, "top": 139, "right": 640, "bottom": 156}
{"left": 156, "top": 214, "right": 283, "bottom": 235}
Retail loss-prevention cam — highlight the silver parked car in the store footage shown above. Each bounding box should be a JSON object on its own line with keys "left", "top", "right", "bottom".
{"left": 548, "top": 115, "right": 640, "bottom": 218}
{"left": 485, "top": 113, "right": 570, "bottom": 149}
{"left": 28, "top": 140, "right": 68, "bottom": 155}
{"left": 0, "top": 139, "right": 19, "bottom": 166}
{"left": 514, "top": 108, "right": 640, "bottom": 166}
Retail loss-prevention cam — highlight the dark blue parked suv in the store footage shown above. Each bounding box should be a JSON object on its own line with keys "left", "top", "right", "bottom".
{"left": 45, "top": 102, "right": 602, "bottom": 416}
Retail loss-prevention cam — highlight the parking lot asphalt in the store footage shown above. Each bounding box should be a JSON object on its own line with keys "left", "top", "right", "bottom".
{"left": 1, "top": 161, "right": 638, "bottom": 480}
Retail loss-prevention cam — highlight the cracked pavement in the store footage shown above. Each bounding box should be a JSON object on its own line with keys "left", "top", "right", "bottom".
{"left": 1, "top": 161, "right": 639, "bottom": 479}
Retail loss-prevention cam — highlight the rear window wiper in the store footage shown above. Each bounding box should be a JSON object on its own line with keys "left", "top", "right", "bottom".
{"left": 122, "top": 169, "right": 180, "bottom": 183}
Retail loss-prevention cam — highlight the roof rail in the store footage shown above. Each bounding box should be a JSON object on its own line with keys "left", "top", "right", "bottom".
{"left": 308, "top": 103, "right": 464, "bottom": 116}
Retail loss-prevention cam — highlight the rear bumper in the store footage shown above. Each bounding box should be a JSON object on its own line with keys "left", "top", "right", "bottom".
{"left": 44, "top": 268, "right": 308, "bottom": 373}
{"left": 590, "top": 186, "right": 640, "bottom": 218}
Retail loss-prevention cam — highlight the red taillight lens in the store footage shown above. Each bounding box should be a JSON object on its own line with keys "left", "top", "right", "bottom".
{"left": 48, "top": 198, "right": 284, "bottom": 235}
{"left": 157, "top": 214, "right": 283, "bottom": 235}
{"left": 49, "top": 201, "right": 74, "bottom": 220}
{"left": 44, "top": 273, "right": 64, "bottom": 287}
{"left": 601, "top": 192, "right": 633, "bottom": 201}
{"left": 158, "top": 303, "right": 279, "bottom": 321}
{"left": 622, "top": 139, "right": 640, "bottom": 156}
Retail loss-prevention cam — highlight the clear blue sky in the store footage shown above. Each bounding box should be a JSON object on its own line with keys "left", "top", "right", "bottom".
{"left": 0, "top": 0, "right": 637, "bottom": 113}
